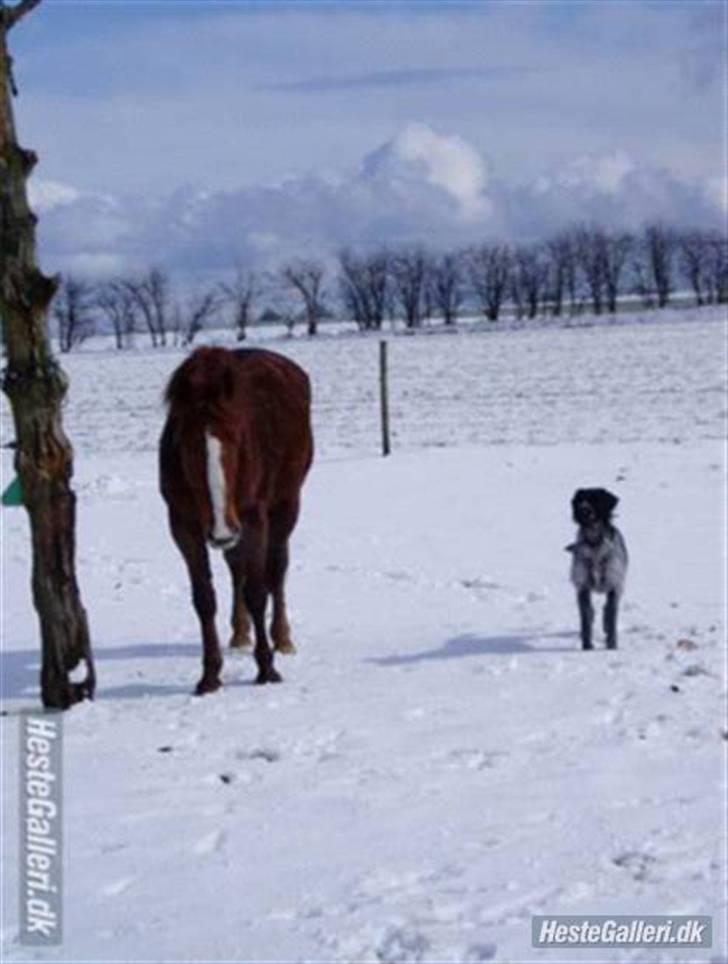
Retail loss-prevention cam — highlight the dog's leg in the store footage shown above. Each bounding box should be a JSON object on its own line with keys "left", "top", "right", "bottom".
{"left": 577, "top": 588, "right": 594, "bottom": 650}
{"left": 604, "top": 590, "right": 618, "bottom": 649}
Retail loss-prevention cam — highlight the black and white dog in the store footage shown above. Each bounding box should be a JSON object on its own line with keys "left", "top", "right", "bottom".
{"left": 566, "top": 488, "right": 628, "bottom": 650}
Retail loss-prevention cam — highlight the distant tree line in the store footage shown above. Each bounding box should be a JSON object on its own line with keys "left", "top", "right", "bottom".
{"left": 49, "top": 223, "right": 727, "bottom": 351}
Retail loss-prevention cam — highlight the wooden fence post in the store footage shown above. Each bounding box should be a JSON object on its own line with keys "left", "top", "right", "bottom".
{"left": 379, "top": 340, "right": 390, "bottom": 457}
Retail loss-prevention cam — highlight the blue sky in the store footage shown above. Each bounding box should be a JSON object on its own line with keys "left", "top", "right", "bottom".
{"left": 6, "top": 0, "right": 725, "bottom": 273}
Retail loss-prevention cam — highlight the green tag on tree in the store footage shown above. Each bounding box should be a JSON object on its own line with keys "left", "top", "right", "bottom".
{"left": 1, "top": 475, "right": 24, "bottom": 507}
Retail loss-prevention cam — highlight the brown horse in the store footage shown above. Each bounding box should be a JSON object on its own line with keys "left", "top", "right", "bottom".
{"left": 159, "top": 347, "right": 313, "bottom": 694}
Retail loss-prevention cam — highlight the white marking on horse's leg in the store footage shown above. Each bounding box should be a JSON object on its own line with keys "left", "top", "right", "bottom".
{"left": 205, "top": 432, "right": 236, "bottom": 547}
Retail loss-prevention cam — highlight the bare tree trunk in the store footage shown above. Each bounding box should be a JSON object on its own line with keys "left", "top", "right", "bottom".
{"left": 1, "top": 0, "right": 95, "bottom": 708}
{"left": 466, "top": 243, "right": 511, "bottom": 322}
{"left": 282, "top": 259, "right": 326, "bottom": 336}
{"left": 644, "top": 223, "right": 675, "bottom": 309}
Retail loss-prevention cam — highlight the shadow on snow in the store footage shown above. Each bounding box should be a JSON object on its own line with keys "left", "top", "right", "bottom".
{"left": 367, "top": 631, "right": 576, "bottom": 667}
{"left": 0, "top": 641, "right": 198, "bottom": 703}
{"left": 2, "top": 632, "right": 581, "bottom": 704}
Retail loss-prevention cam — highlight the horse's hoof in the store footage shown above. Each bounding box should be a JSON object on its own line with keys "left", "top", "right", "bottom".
{"left": 72, "top": 676, "right": 96, "bottom": 703}
{"left": 254, "top": 667, "right": 283, "bottom": 685}
{"left": 274, "top": 639, "right": 296, "bottom": 655}
{"left": 194, "top": 676, "right": 222, "bottom": 695}
{"left": 229, "top": 635, "right": 253, "bottom": 650}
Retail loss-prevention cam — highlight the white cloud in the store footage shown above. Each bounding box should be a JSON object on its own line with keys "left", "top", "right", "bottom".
{"left": 509, "top": 150, "right": 722, "bottom": 238}
{"left": 536, "top": 150, "right": 636, "bottom": 197}
{"left": 33, "top": 126, "right": 723, "bottom": 279}
{"left": 362, "top": 123, "right": 491, "bottom": 219}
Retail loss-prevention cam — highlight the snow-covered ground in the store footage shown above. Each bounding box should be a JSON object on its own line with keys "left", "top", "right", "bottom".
{"left": 1, "top": 310, "right": 726, "bottom": 963}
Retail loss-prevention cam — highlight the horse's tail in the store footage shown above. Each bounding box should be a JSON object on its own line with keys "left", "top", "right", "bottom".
{"left": 164, "top": 347, "right": 236, "bottom": 420}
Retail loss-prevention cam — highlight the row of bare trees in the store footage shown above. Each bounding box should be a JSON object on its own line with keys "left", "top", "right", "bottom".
{"left": 339, "top": 224, "right": 727, "bottom": 330}
{"left": 50, "top": 261, "right": 330, "bottom": 351}
{"left": 50, "top": 224, "right": 727, "bottom": 349}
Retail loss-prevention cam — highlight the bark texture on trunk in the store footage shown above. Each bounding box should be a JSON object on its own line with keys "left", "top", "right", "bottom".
{"left": 1, "top": 0, "right": 95, "bottom": 708}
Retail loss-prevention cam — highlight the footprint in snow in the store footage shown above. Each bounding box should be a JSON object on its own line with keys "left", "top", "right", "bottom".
{"left": 384, "top": 570, "right": 416, "bottom": 583}
{"left": 335, "top": 924, "right": 430, "bottom": 964}
{"left": 464, "top": 942, "right": 498, "bottom": 962}
{"left": 236, "top": 747, "right": 281, "bottom": 763}
{"left": 612, "top": 850, "right": 657, "bottom": 881}
{"left": 460, "top": 577, "right": 501, "bottom": 594}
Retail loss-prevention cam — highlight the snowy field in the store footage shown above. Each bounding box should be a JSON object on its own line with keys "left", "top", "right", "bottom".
{"left": 1, "top": 309, "right": 726, "bottom": 963}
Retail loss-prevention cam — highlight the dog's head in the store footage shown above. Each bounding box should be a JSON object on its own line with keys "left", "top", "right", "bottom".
{"left": 571, "top": 488, "right": 619, "bottom": 528}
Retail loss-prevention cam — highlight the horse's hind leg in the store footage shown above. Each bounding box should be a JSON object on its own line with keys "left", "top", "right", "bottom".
{"left": 224, "top": 543, "right": 252, "bottom": 650}
{"left": 242, "top": 507, "right": 280, "bottom": 684}
{"left": 268, "top": 502, "right": 300, "bottom": 655}
{"left": 170, "top": 517, "right": 223, "bottom": 695}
